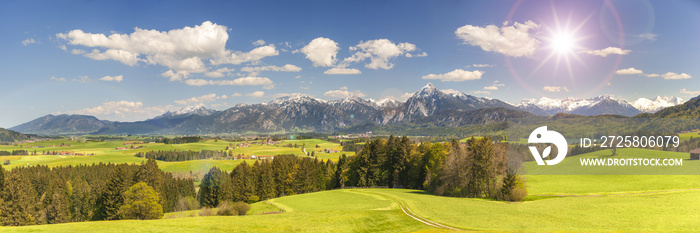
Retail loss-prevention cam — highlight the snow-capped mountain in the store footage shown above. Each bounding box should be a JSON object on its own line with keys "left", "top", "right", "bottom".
{"left": 373, "top": 98, "right": 401, "bottom": 109}
{"left": 158, "top": 105, "right": 218, "bottom": 118}
{"left": 631, "top": 96, "right": 685, "bottom": 113}
{"left": 517, "top": 95, "right": 642, "bottom": 117}
{"left": 373, "top": 83, "right": 517, "bottom": 124}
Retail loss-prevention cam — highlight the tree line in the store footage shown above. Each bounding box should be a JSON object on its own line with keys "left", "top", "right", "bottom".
{"left": 135, "top": 150, "right": 230, "bottom": 162}
{"left": 198, "top": 136, "right": 526, "bottom": 208}
{"left": 156, "top": 136, "right": 202, "bottom": 144}
{"left": 0, "top": 150, "right": 28, "bottom": 155}
{"left": 336, "top": 136, "right": 525, "bottom": 200}
{"left": 0, "top": 159, "right": 195, "bottom": 226}
{"left": 198, "top": 154, "right": 333, "bottom": 207}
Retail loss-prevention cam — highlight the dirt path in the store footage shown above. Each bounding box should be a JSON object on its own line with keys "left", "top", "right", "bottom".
{"left": 351, "top": 189, "right": 462, "bottom": 231}
{"left": 396, "top": 201, "right": 462, "bottom": 231}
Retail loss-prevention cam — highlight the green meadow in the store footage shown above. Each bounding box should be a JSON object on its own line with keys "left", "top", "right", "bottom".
{"left": 4, "top": 185, "right": 699, "bottom": 232}
{"left": 0, "top": 138, "right": 352, "bottom": 173}
{"left": 1, "top": 141, "right": 699, "bottom": 232}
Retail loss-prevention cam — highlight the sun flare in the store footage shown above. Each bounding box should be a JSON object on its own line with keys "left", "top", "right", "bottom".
{"left": 551, "top": 31, "right": 575, "bottom": 54}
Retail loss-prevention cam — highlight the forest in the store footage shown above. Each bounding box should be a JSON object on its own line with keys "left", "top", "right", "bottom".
{"left": 0, "top": 160, "right": 195, "bottom": 226}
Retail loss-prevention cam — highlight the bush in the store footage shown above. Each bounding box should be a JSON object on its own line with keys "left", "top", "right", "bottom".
{"left": 216, "top": 201, "right": 237, "bottom": 216}
{"left": 198, "top": 207, "right": 216, "bottom": 216}
{"left": 232, "top": 201, "right": 250, "bottom": 216}
{"left": 247, "top": 195, "right": 260, "bottom": 204}
{"left": 500, "top": 174, "right": 527, "bottom": 202}
{"left": 175, "top": 196, "right": 200, "bottom": 212}
{"left": 118, "top": 182, "right": 164, "bottom": 220}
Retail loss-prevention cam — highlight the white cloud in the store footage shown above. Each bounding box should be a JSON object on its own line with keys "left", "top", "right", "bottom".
{"left": 253, "top": 39, "right": 266, "bottom": 46}
{"left": 299, "top": 37, "right": 340, "bottom": 67}
{"left": 455, "top": 21, "right": 540, "bottom": 57}
{"left": 405, "top": 52, "right": 427, "bottom": 58}
{"left": 484, "top": 81, "right": 504, "bottom": 90}
{"left": 246, "top": 91, "right": 265, "bottom": 98}
{"left": 72, "top": 75, "right": 90, "bottom": 83}
{"left": 473, "top": 90, "right": 491, "bottom": 95}
{"left": 58, "top": 45, "right": 67, "bottom": 51}
{"left": 174, "top": 93, "right": 230, "bottom": 105}
{"left": 400, "top": 93, "right": 414, "bottom": 101}
{"left": 99, "top": 75, "right": 123, "bottom": 83}
{"left": 68, "top": 100, "right": 178, "bottom": 121}
{"left": 204, "top": 67, "right": 235, "bottom": 78}
{"left": 242, "top": 64, "right": 302, "bottom": 73}
{"left": 211, "top": 45, "right": 279, "bottom": 65}
{"left": 183, "top": 77, "right": 274, "bottom": 87}
{"left": 50, "top": 76, "right": 66, "bottom": 82}
{"left": 543, "top": 86, "right": 570, "bottom": 92}
{"left": 615, "top": 68, "right": 643, "bottom": 75}
{"left": 616, "top": 68, "right": 692, "bottom": 80}
{"left": 58, "top": 21, "right": 230, "bottom": 73}
{"left": 22, "top": 38, "right": 37, "bottom": 46}
{"left": 71, "top": 49, "right": 86, "bottom": 55}
{"left": 161, "top": 70, "right": 189, "bottom": 81}
{"left": 441, "top": 89, "right": 461, "bottom": 95}
{"left": 661, "top": 72, "right": 691, "bottom": 80}
{"left": 324, "top": 67, "right": 361, "bottom": 75}
{"left": 579, "top": 47, "right": 631, "bottom": 57}
{"left": 681, "top": 88, "right": 700, "bottom": 95}
{"left": 422, "top": 69, "right": 483, "bottom": 82}
{"left": 343, "top": 39, "right": 418, "bottom": 69}
{"left": 323, "top": 86, "right": 366, "bottom": 98}
{"left": 636, "top": 33, "right": 658, "bottom": 41}
{"left": 471, "top": 64, "right": 495, "bottom": 68}
{"left": 84, "top": 49, "right": 141, "bottom": 66}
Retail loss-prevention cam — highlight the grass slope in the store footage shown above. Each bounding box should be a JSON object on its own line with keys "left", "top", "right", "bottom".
{"left": 2, "top": 189, "right": 431, "bottom": 233}
{"left": 357, "top": 188, "right": 700, "bottom": 232}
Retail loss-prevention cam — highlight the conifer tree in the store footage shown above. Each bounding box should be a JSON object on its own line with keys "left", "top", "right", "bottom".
{"left": 95, "top": 165, "right": 131, "bottom": 220}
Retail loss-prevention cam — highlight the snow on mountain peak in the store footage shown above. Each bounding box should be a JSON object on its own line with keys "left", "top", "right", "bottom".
{"left": 376, "top": 97, "right": 401, "bottom": 108}
{"left": 415, "top": 83, "right": 438, "bottom": 97}
{"left": 632, "top": 96, "right": 684, "bottom": 113}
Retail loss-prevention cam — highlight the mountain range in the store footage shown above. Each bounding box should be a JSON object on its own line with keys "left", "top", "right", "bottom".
{"left": 9, "top": 83, "right": 694, "bottom": 135}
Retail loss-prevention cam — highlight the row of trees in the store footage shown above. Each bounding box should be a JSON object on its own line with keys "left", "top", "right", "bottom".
{"left": 0, "top": 150, "right": 28, "bottom": 155}
{"left": 135, "top": 150, "right": 229, "bottom": 162}
{"left": 156, "top": 136, "right": 202, "bottom": 144}
{"left": 197, "top": 136, "right": 526, "bottom": 207}
{"left": 198, "top": 154, "right": 334, "bottom": 207}
{"left": 0, "top": 159, "right": 195, "bottom": 226}
{"left": 336, "top": 136, "right": 525, "bottom": 200}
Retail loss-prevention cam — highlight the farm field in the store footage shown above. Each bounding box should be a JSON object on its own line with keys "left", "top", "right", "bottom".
{"left": 0, "top": 138, "right": 352, "bottom": 173}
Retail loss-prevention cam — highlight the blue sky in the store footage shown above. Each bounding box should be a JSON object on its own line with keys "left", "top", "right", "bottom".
{"left": 1, "top": 0, "right": 699, "bottom": 127}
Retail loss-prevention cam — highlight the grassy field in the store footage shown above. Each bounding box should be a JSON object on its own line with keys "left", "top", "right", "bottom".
{"left": 678, "top": 131, "right": 700, "bottom": 141}
{"left": 356, "top": 188, "right": 700, "bottom": 232}
{"left": 2, "top": 189, "right": 432, "bottom": 233}
{"left": 0, "top": 138, "right": 352, "bottom": 173}
{"left": 2, "top": 142, "right": 699, "bottom": 232}
{"left": 4, "top": 185, "right": 699, "bottom": 232}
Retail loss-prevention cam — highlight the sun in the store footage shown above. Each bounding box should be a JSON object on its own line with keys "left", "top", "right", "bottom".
{"left": 551, "top": 31, "right": 575, "bottom": 54}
